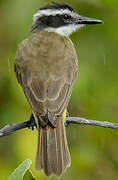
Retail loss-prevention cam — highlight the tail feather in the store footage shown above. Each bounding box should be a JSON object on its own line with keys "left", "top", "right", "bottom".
{"left": 35, "top": 115, "right": 71, "bottom": 177}
{"left": 55, "top": 122, "right": 64, "bottom": 175}
{"left": 61, "top": 122, "right": 71, "bottom": 167}
{"left": 43, "top": 127, "right": 52, "bottom": 176}
{"left": 35, "top": 127, "right": 43, "bottom": 170}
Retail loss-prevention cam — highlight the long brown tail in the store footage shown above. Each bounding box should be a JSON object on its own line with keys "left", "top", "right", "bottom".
{"left": 35, "top": 115, "right": 71, "bottom": 177}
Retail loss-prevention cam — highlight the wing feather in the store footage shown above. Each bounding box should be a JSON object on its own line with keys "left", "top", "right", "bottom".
{"left": 47, "top": 79, "right": 65, "bottom": 100}
{"left": 30, "top": 77, "right": 47, "bottom": 102}
{"left": 47, "top": 83, "right": 68, "bottom": 112}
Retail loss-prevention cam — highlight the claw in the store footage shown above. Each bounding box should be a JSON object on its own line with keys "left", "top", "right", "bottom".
{"left": 65, "top": 121, "right": 70, "bottom": 127}
{"left": 27, "top": 114, "right": 37, "bottom": 130}
{"left": 66, "top": 111, "right": 69, "bottom": 117}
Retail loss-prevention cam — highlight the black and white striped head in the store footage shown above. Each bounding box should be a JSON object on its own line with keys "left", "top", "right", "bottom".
{"left": 31, "top": 1, "right": 103, "bottom": 36}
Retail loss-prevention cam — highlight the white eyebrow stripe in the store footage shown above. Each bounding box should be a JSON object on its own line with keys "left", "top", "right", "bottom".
{"left": 33, "top": 9, "right": 78, "bottom": 22}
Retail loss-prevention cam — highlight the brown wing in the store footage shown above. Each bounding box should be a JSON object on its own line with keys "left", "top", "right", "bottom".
{"left": 15, "top": 31, "right": 78, "bottom": 126}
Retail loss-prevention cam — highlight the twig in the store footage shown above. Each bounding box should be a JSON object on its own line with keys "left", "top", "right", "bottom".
{"left": 0, "top": 114, "right": 37, "bottom": 137}
{"left": 66, "top": 117, "right": 118, "bottom": 130}
{"left": 0, "top": 121, "right": 36, "bottom": 137}
{"left": 0, "top": 116, "right": 118, "bottom": 137}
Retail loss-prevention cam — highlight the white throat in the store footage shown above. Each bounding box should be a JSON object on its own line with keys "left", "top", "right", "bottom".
{"left": 44, "top": 24, "right": 84, "bottom": 37}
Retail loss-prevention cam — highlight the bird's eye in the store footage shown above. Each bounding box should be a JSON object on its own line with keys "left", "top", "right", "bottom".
{"left": 63, "top": 14, "right": 70, "bottom": 20}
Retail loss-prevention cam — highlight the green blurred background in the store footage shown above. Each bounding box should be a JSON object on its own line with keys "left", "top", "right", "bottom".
{"left": 0, "top": 0, "right": 118, "bottom": 179}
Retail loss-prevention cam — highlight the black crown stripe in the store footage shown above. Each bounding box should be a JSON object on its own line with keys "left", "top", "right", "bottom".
{"left": 40, "top": 1, "right": 75, "bottom": 13}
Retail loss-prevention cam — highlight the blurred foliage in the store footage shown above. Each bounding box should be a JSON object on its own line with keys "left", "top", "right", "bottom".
{"left": 7, "top": 159, "right": 33, "bottom": 180}
{"left": 0, "top": 0, "right": 118, "bottom": 180}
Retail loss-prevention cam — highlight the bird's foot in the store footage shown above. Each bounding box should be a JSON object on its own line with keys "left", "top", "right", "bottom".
{"left": 66, "top": 111, "right": 69, "bottom": 117}
{"left": 27, "top": 114, "right": 37, "bottom": 130}
{"left": 65, "top": 111, "right": 70, "bottom": 127}
{"left": 65, "top": 121, "right": 70, "bottom": 127}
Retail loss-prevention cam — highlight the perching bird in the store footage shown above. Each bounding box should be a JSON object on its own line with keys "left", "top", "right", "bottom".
{"left": 14, "top": 1, "right": 102, "bottom": 177}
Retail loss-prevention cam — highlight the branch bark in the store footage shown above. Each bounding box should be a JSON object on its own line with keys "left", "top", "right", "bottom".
{"left": 66, "top": 117, "right": 118, "bottom": 129}
{"left": 0, "top": 116, "right": 118, "bottom": 137}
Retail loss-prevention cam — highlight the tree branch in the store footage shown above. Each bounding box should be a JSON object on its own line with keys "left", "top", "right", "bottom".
{"left": 0, "top": 116, "right": 118, "bottom": 137}
{"left": 66, "top": 117, "right": 118, "bottom": 130}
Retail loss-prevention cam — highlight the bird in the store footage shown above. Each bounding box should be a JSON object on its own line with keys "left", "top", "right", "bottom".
{"left": 14, "top": 1, "right": 102, "bottom": 177}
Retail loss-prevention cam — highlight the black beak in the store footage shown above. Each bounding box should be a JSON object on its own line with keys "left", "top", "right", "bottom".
{"left": 76, "top": 15, "right": 103, "bottom": 25}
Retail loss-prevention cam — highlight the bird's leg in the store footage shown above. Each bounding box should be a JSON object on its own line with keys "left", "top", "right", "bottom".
{"left": 27, "top": 113, "right": 37, "bottom": 130}
{"left": 65, "top": 111, "right": 70, "bottom": 127}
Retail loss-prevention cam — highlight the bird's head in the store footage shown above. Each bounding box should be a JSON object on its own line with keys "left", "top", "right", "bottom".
{"left": 31, "top": 1, "right": 103, "bottom": 36}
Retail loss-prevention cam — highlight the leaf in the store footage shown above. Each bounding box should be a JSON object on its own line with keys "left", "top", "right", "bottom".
{"left": 7, "top": 159, "right": 32, "bottom": 180}
{"left": 23, "top": 170, "right": 36, "bottom": 180}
